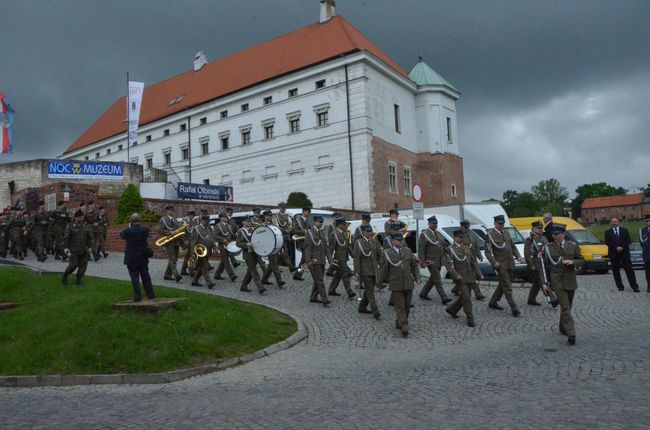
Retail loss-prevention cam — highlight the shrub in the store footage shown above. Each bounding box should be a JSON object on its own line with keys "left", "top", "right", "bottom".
{"left": 286, "top": 192, "right": 313, "bottom": 208}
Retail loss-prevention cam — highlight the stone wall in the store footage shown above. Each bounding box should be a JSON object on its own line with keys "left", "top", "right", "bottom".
{"left": 370, "top": 136, "right": 465, "bottom": 211}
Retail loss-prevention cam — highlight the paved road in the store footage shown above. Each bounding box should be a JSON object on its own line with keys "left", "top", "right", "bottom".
{"left": 1, "top": 254, "right": 649, "bottom": 429}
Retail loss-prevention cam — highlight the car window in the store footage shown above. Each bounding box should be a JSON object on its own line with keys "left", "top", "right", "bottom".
{"left": 629, "top": 242, "right": 642, "bottom": 251}
{"left": 505, "top": 227, "right": 524, "bottom": 244}
{"left": 566, "top": 230, "right": 600, "bottom": 245}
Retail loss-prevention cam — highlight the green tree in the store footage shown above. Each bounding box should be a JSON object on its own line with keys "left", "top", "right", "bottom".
{"left": 571, "top": 182, "right": 620, "bottom": 220}
{"left": 501, "top": 190, "right": 519, "bottom": 215}
{"left": 532, "top": 178, "right": 568, "bottom": 214}
{"left": 286, "top": 192, "right": 313, "bottom": 208}
{"left": 645, "top": 184, "right": 650, "bottom": 197}
{"left": 509, "top": 192, "right": 541, "bottom": 217}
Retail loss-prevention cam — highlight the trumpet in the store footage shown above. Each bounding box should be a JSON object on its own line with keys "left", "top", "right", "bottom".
{"left": 155, "top": 224, "right": 188, "bottom": 247}
{"left": 187, "top": 243, "right": 208, "bottom": 269}
{"left": 296, "top": 259, "right": 317, "bottom": 274}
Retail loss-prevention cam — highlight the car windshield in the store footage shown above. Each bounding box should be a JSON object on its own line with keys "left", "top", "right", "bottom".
{"left": 442, "top": 227, "right": 484, "bottom": 248}
{"left": 566, "top": 230, "right": 600, "bottom": 245}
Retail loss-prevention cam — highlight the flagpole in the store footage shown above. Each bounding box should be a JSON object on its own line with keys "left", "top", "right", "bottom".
{"left": 126, "top": 71, "right": 130, "bottom": 163}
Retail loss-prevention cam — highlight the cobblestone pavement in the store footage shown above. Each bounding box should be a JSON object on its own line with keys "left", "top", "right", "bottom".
{"left": 1, "top": 254, "right": 649, "bottom": 429}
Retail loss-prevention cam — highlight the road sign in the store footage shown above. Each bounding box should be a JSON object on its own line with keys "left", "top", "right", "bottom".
{"left": 413, "top": 202, "right": 424, "bottom": 220}
{"left": 412, "top": 184, "right": 423, "bottom": 202}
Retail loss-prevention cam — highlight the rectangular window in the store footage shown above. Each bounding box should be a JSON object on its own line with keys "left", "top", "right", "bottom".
{"left": 264, "top": 124, "right": 274, "bottom": 139}
{"left": 200, "top": 117, "right": 207, "bottom": 125}
{"left": 315, "top": 79, "right": 326, "bottom": 89}
{"left": 203, "top": 179, "right": 210, "bottom": 185}
{"left": 446, "top": 117, "right": 452, "bottom": 143}
{"left": 84, "top": 156, "right": 89, "bottom": 161}
{"left": 95, "top": 152, "right": 100, "bottom": 159}
{"left": 241, "top": 129, "right": 251, "bottom": 145}
{"left": 201, "top": 141, "right": 209, "bottom": 155}
{"left": 388, "top": 164, "right": 397, "bottom": 193}
{"left": 181, "top": 147, "right": 189, "bottom": 160}
{"left": 289, "top": 117, "right": 300, "bottom": 133}
{"left": 106, "top": 148, "right": 111, "bottom": 155}
{"left": 403, "top": 168, "right": 411, "bottom": 195}
{"left": 241, "top": 103, "right": 249, "bottom": 112}
{"left": 451, "top": 184, "right": 457, "bottom": 198}
{"left": 180, "top": 123, "right": 187, "bottom": 131}
{"left": 263, "top": 96, "right": 273, "bottom": 105}
{"left": 394, "top": 104, "right": 401, "bottom": 133}
{"left": 146, "top": 135, "right": 152, "bottom": 142}
{"left": 146, "top": 158, "right": 153, "bottom": 169}
{"left": 220, "top": 110, "right": 228, "bottom": 119}
{"left": 288, "top": 88, "right": 298, "bottom": 97}
{"left": 163, "top": 129, "right": 170, "bottom": 136}
{"left": 164, "top": 152, "right": 171, "bottom": 165}
{"left": 220, "top": 136, "right": 229, "bottom": 150}
{"left": 118, "top": 144, "right": 123, "bottom": 151}
{"left": 317, "top": 111, "right": 328, "bottom": 127}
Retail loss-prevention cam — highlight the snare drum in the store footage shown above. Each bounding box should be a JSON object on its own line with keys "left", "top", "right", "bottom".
{"left": 226, "top": 241, "right": 241, "bottom": 256}
{"left": 251, "top": 225, "right": 284, "bottom": 257}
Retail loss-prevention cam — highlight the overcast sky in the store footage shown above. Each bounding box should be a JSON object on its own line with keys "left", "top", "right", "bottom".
{"left": 1, "top": 0, "right": 648, "bottom": 200}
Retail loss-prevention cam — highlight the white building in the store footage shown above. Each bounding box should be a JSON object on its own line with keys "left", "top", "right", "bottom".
{"left": 63, "top": 1, "right": 465, "bottom": 212}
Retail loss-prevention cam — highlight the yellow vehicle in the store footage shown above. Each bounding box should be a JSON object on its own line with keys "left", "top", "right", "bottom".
{"left": 510, "top": 216, "right": 609, "bottom": 275}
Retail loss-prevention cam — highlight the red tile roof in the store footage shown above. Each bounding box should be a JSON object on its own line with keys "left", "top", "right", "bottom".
{"left": 581, "top": 193, "right": 644, "bottom": 209}
{"left": 65, "top": 16, "right": 407, "bottom": 154}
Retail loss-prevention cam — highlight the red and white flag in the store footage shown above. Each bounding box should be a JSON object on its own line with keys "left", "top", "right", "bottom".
{"left": 0, "top": 92, "right": 15, "bottom": 154}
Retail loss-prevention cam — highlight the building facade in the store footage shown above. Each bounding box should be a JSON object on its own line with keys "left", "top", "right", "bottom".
{"left": 581, "top": 193, "right": 646, "bottom": 223}
{"left": 62, "top": 6, "right": 465, "bottom": 212}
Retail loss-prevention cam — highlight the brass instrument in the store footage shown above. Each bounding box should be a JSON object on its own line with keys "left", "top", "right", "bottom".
{"left": 155, "top": 224, "right": 188, "bottom": 247}
{"left": 187, "top": 243, "right": 209, "bottom": 269}
{"left": 291, "top": 235, "right": 306, "bottom": 241}
{"left": 344, "top": 228, "right": 353, "bottom": 246}
{"left": 296, "top": 259, "right": 317, "bottom": 274}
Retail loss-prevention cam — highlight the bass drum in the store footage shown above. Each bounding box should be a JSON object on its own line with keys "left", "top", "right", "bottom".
{"left": 226, "top": 241, "right": 241, "bottom": 256}
{"left": 251, "top": 225, "right": 284, "bottom": 257}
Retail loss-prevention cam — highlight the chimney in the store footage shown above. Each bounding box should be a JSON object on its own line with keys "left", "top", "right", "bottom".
{"left": 319, "top": 0, "right": 336, "bottom": 23}
{"left": 193, "top": 51, "right": 207, "bottom": 71}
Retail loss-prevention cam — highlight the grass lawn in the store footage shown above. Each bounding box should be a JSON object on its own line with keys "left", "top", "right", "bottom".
{"left": 585, "top": 221, "right": 645, "bottom": 242}
{"left": 0, "top": 267, "right": 297, "bottom": 375}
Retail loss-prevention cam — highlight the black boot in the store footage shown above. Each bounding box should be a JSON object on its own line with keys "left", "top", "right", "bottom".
{"left": 76, "top": 275, "right": 84, "bottom": 286}
{"left": 62, "top": 271, "right": 69, "bottom": 285}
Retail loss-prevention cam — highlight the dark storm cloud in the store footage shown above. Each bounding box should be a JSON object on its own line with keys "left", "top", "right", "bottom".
{"left": 1, "top": 0, "right": 649, "bottom": 199}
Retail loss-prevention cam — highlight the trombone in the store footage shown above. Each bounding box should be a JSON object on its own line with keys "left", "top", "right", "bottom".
{"left": 155, "top": 224, "right": 188, "bottom": 247}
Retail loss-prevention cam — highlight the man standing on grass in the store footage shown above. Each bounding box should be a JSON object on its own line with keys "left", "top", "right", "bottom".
{"left": 120, "top": 213, "right": 155, "bottom": 302}
{"left": 62, "top": 209, "right": 92, "bottom": 286}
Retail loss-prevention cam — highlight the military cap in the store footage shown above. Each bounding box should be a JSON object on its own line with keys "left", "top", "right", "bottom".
{"left": 391, "top": 233, "right": 404, "bottom": 241}
{"left": 262, "top": 210, "right": 273, "bottom": 216}
{"left": 361, "top": 224, "right": 373, "bottom": 232}
{"left": 552, "top": 224, "right": 567, "bottom": 234}
{"left": 165, "top": 205, "right": 175, "bottom": 211}
{"left": 74, "top": 209, "right": 84, "bottom": 217}
{"left": 58, "top": 201, "right": 65, "bottom": 206}
{"left": 531, "top": 220, "right": 543, "bottom": 228}
{"left": 390, "top": 222, "right": 402, "bottom": 230}
{"left": 388, "top": 209, "right": 399, "bottom": 215}
{"left": 453, "top": 229, "right": 465, "bottom": 238}
{"left": 201, "top": 215, "right": 210, "bottom": 222}
{"left": 361, "top": 214, "right": 371, "bottom": 221}
{"left": 460, "top": 219, "right": 470, "bottom": 227}
{"left": 38, "top": 199, "right": 45, "bottom": 205}
{"left": 252, "top": 207, "right": 261, "bottom": 213}
{"left": 277, "top": 202, "right": 286, "bottom": 208}
{"left": 335, "top": 218, "right": 347, "bottom": 225}
{"left": 313, "top": 215, "right": 324, "bottom": 222}
{"left": 493, "top": 214, "right": 505, "bottom": 223}
{"left": 302, "top": 207, "right": 312, "bottom": 212}
{"left": 427, "top": 216, "right": 438, "bottom": 223}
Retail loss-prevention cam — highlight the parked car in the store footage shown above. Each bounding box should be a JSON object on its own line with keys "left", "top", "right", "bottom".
{"left": 630, "top": 242, "right": 644, "bottom": 269}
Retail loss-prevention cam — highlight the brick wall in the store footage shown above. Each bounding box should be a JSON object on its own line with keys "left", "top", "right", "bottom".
{"left": 582, "top": 204, "right": 643, "bottom": 224}
{"left": 370, "top": 136, "right": 465, "bottom": 212}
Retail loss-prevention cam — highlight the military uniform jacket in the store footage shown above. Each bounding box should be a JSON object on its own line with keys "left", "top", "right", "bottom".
{"left": 227, "top": 217, "right": 239, "bottom": 237}
{"left": 236, "top": 227, "right": 256, "bottom": 261}
{"left": 461, "top": 228, "right": 483, "bottom": 261}
{"left": 418, "top": 228, "right": 446, "bottom": 268}
{"left": 85, "top": 209, "right": 100, "bottom": 231}
{"left": 524, "top": 234, "right": 548, "bottom": 271}
{"left": 484, "top": 229, "right": 521, "bottom": 269}
{"left": 53, "top": 209, "right": 70, "bottom": 228}
{"left": 291, "top": 216, "right": 311, "bottom": 249}
{"left": 194, "top": 224, "right": 216, "bottom": 253}
{"left": 640, "top": 226, "right": 650, "bottom": 263}
{"left": 378, "top": 246, "right": 419, "bottom": 292}
{"left": 63, "top": 222, "right": 92, "bottom": 256}
{"left": 98, "top": 213, "right": 109, "bottom": 231}
{"left": 353, "top": 236, "right": 382, "bottom": 278}
{"left": 6, "top": 214, "right": 27, "bottom": 232}
{"left": 274, "top": 212, "right": 292, "bottom": 235}
{"left": 445, "top": 242, "right": 482, "bottom": 283}
{"left": 353, "top": 224, "right": 370, "bottom": 244}
{"left": 328, "top": 227, "right": 353, "bottom": 262}
{"left": 304, "top": 227, "right": 327, "bottom": 265}
{"left": 251, "top": 216, "right": 264, "bottom": 228}
{"left": 543, "top": 241, "right": 583, "bottom": 290}
{"left": 158, "top": 215, "right": 180, "bottom": 244}
{"left": 213, "top": 222, "right": 232, "bottom": 246}
{"left": 31, "top": 209, "right": 50, "bottom": 231}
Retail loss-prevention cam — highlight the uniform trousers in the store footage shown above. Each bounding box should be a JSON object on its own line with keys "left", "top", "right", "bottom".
{"left": 163, "top": 244, "right": 180, "bottom": 278}
{"left": 554, "top": 287, "right": 576, "bottom": 337}
{"left": 308, "top": 263, "right": 328, "bottom": 302}
{"left": 420, "top": 265, "right": 448, "bottom": 301}
{"left": 447, "top": 283, "right": 474, "bottom": 323}
{"left": 65, "top": 253, "right": 89, "bottom": 278}
{"left": 215, "top": 244, "right": 236, "bottom": 279}
{"left": 262, "top": 254, "right": 282, "bottom": 283}
{"left": 489, "top": 267, "right": 519, "bottom": 311}
{"left": 127, "top": 262, "right": 154, "bottom": 301}
{"left": 241, "top": 255, "right": 264, "bottom": 292}
{"left": 329, "top": 261, "right": 354, "bottom": 296}
{"left": 358, "top": 275, "right": 379, "bottom": 315}
{"left": 392, "top": 289, "right": 413, "bottom": 330}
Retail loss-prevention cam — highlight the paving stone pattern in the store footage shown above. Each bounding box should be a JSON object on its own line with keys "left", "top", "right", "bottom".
{"left": 1, "top": 254, "right": 649, "bottom": 429}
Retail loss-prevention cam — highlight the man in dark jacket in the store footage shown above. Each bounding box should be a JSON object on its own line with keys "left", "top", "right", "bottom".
{"left": 640, "top": 214, "right": 650, "bottom": 291}
{"left": 605, "top": 217, "right": 639, "bottom": 292}
{"left": 120, "top": 213, "right": 155, "bottom": 302}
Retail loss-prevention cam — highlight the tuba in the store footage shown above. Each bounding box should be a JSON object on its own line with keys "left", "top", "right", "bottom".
{"left": 155, "top": 224, "right": 188, "bottom": 247}
{"left": 187, "top": 243, "right": 208, "bottom": 269}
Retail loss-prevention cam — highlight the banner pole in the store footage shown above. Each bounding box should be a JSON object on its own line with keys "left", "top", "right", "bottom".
{"left": 126, "top": 71, "right": 130, "bottom": 164}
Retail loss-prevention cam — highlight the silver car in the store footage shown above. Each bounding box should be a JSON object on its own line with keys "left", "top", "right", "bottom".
{"left": 629, "top": 242, "right": 644, "bottom": 269}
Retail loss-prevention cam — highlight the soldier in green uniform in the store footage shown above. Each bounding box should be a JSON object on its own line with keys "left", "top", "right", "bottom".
{"left": 418, "top": 216, "right": 452, "bottom": 304}
{"left": 0, "top": 209, "right": 8, "bottom": 258}
{"left": 190, "top": 216, "right": 216, "bottom": 289}
{"left": 273, "top": 202, "right": 296, "bottom": 272}
{"left": 383, "top": 209, "right": 406, "bottom": 237}
{"left": 378, "top": 233, "right": 420, "bottom": 337}
{"left": 458, "top": 219, "right": 486, "bottom": 300}
{"left": 524, "top": 221, "right": 549, "bottom": 306}
{"left": 291, "top": 207, "right": 311, "bottom": 281}
{"left": 31, "top": 200, "right": 51, "bottom": 261}
{"left": 304, "top": 215, "right": 331, "bottom": 306}
{"left": 324, "top": 212, "right": 341, "bottom": 277}
{"left": 261, "top": 210, "right": 285, "bottom": 287}
{"left": 52, "top": 201, "right": 70, "bottom": 261}
{"left": 485, "top": 214, "right": 523, "bottom": 317}
{"left": 7, "top": 207, "right": 28, "bottom": 260}
{"left": 251, "top": 207, "right": 264, "bottom": 228}
{"left": 180, "top": 209, "right": 197, "bottom": 276}
{"left": 214, "top": 213, "right": 238, "bottom": 282}
{"left": 383, "top": 222, "right": 404, "bottom": 249}
{"left": 354, "top": 224, "right": 382, "bottom": 319}
{"left": 543, "top": 224, "right": 583, "bottom": 345}
{"left": 84, "top": 200, "right": 101, "bottom": 261}
{"left": 96, "top": 206, "right": 109, "bottom": 258}
{"left": 62, "top": 210, "right": 93, "bottom": 285}
{"left": 327, "top": 218, "right": 356, "bottom": 298}
{"left": 445, "top": 229, "right": 484, "bottom": 327}
{"left": 236, "top": 217, "right": 266, "bottom": 294}
{"left": 225, "top": 207, "right": 240, "bottom": 268}
{"left": 158, "top": 205, "right": 182, "bottom": 282}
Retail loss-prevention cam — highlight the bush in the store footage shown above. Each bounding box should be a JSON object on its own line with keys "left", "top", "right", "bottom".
{"left": 115, "top": 184, "right": 160, "bottom": 224}
{"left": 286, "top": 192, "right": 313, "bottom": 208}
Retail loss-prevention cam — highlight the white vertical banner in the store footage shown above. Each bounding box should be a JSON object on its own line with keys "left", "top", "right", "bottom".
{"left": 127, "top": 81, "right": 144, "bottom": 147}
